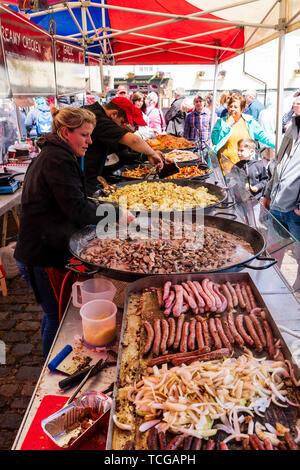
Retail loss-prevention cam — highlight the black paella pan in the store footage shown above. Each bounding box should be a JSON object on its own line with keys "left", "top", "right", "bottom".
{"left": 66, "top": 214, "right": 277, "bottom": 282}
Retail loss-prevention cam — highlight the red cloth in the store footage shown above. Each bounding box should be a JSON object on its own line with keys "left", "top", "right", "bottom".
{"left": 20, "top": 395, "right": 109, "bottom": 450}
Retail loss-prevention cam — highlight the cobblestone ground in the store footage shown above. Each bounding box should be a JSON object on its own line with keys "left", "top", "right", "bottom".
{"left": 0, "top": 274, "right": 44, "bottom": 450}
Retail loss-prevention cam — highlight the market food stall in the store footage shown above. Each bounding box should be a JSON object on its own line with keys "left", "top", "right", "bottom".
{"left": 0, "top": 0, "right": 298, "bottom": 453}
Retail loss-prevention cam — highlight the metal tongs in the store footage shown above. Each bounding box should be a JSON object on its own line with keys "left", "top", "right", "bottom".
{"left": 144, "top": 157, "right": 179, "bottom": 181}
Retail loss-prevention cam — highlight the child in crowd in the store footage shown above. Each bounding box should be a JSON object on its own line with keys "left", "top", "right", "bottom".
{"left": 235, "top": 138, "right": 268, "bottom": 199}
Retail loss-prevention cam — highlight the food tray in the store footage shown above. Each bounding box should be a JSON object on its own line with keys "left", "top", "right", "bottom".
{"left": 106, "top": 272, "right": 300, "bottom": 451}
{"left": 41, "top": 392, "right": 112, "bottom": 449}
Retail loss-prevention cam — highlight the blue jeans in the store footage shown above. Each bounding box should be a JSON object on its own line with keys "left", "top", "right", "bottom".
{"left": 270, "top": 209, "right": 300, "bottom": 244}
{"left": 16, "top": 261, "right": 59, "bottom": 358}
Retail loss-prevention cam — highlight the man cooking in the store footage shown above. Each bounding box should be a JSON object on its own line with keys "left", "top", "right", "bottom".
{"left": 83, "top": 97, "right": 165, "bottom": 195}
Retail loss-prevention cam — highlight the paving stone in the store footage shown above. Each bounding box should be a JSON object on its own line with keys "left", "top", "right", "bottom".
{"left": 15, "top": 321, "right": 40, "bottom": 331}
{"left": 0, "top": 383, "right": 19, "bottom": 397}
{"left": 0, "top": 320, "right": 16, "bottom": 330}
{"left": 0, "top": 413, "right": 23, "bottom": 430}
{"left": 11, "top": 396, "right": 30, "bottom": 409}
{"left": 15, "top": 366, "right": 42, "bottom": 381}
{"left": 1, "top": 331, "right": 27, "bottom": 343}
{"left": 11, "top": 343, "right": 33, "bottom": 357}
{"left": 21, "top": 384, "right": 36, "bottom": 397}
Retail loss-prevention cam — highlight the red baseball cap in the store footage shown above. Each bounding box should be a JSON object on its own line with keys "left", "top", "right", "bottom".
{"left": 111, "top": 97, "right": 146, "bottom": 127}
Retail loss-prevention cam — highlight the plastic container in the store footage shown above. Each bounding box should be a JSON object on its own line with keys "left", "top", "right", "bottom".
{"left": 72, "top": 278, "right": 116, "bottom": 307}
{"left": 80, "top": 299, "right": 117, "bottom": 347}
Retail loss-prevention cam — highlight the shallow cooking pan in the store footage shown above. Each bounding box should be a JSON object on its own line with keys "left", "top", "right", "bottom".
{"left": 66, "top": 214, "right": 277, "bottom": 282}
{"left": 111, "top": 162, "right": 212, "bottom": 182}
{"left": 94, "top": 180, "right": 231, "bottom": 214}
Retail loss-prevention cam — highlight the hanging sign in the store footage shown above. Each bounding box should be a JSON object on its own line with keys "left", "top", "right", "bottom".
{"left": 55, "top": 40, "right": 85, "bottom": 96}
{"left": 0, "top": 6, "right": 56, "bottom": 96}
{"left": 87, "top": 55, "right": 102, "bottom": 94}
{"left": 0, "top": 24, "right": 10, "bottom": 97}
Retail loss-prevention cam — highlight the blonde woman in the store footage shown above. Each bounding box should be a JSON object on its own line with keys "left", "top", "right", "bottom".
{"left": 14, "top": 106, "right": 112, "bottom": 357}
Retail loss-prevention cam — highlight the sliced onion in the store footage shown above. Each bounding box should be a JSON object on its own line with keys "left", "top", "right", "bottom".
{"left": 113, "top": 414, "right": 132, "bottom": 431}
{"left": 139, "top": 419, "right": 161, "bottom": 433}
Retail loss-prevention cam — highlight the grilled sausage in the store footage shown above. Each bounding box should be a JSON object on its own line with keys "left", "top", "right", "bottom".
{"left": 188, "top": 318, "right": 196, "bottom": 351}
{"left": 249, "top": 434, "right": 265, "bottom": 450}
{"left": 142, "top": 321, "right": 155, "bottom": 356}
{"left": 163, "top": 281, "right": 172, "bottom": 302}
{"left": 263, "top": 320, "right": 275, "bottom": 358}
{"left": 123, "top": 440, "right": 134, "bottom": 450}
{"left": 147, "top": 427, "right": 159, "bottom": 450}
{"left": 234, "top": 283, "right": 246, "bottom": 309}
{"left": 263, "top": 438, "right": 273, "bottom": 450}
{"left": 212, "top": 283, "right": 228, "bottom": 313}
{"left": 221, "top": 283, "right": 234, "bottom": 311}
{"left": 208, "top": 281, "right": 222, "bottom": 311}
{"left": 240, "top": 284, "right": 252, "bottom": 313}
{"left": 156, "top": 287, "right": 164, "bottom": 308}
{"left": 202, "top": 278, "right": 217, "bottom": 312}
{"left": 249, "top": 312, "right": 267, "bottom": 348}
{"left": 221, "top": 316, "right": 235, "bottom": 344}
{"left": 227, "top": 311, "right": 244, "bottom": 347}
{"left": 173, "top": 314, "right": 185, "bottom": 350}
{"left": 173, "top": 285, "right": 184, "bottom": 317}
{"left": 195, "top": 320, "right": 205, "bottom": 349}
{"left": 245, "top": 284, "right": 257, "bottom": 310}
{"left": 201, "top": 319, "right": 212, "bottom": 349}
{"left": 165, "top": 290, "right": 175, "bottom": 309}
{"left": 152, "top": 319, "right": 162, "bottom": 356}
{"left": 242, "top": 438, "right": 251, "bottom": 450}
{"left": 182, "top": 287, "right": 198, "bottom": 313}
{"left": 215, "top": 317, "right": 233, "bottom": 351}
{"left": 235, "top": 315, "right": 254, "bottom": 346}
{"left": 183, "top": 435, "right": 194, "bottom": 450}
{"left": 158, "top": 431, "right": 167, "bottom": 450}
{"left": 171, "top": 348, "right": 230, "bottom": 366}
{"left": 208, "top": 317, "right": 223, "bottom": 349}
{"left": 160, "top": 319, "right": 169, "bottom": 354}
{"left": 166, "top": 434, "right": 185, "bottom": 450}
{"left": 187, "top": 281, "right": 206, "bottom": 311}
{"left": 226, "top": 281, "right": 239, "bottom": 307}
{"left": 180, "top": 321, "right": 190, "bottom": 353}
{"left": 219, "top": 441, "right": 229, "bottom": 450}
{"left": 191, "top": 438, "right": 202, "bottom": 450}
{"left": 167, "top": 317, "right": 176, "bottom": 349}
{"left": 205, "top": 439, "right": 215, "bottom": 450}
{"left": 244, "top": 315, "right": 263, "bottom": 351}
{"left": 147, "top": 346, "right": 210, "bottom": 367}
{"left": 284, "top": 431, "right": 298, "bottom": 450}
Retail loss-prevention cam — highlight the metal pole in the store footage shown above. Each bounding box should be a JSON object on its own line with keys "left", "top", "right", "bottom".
{"left": 211, "top": 61, "right": 219, "bottom": 132}
{"left": 275, "top": 0, "right": 287, "bottom": 153}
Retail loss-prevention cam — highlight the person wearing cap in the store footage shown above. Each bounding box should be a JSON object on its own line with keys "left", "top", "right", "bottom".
{"left": 117, "top": 85, "right": 128, "bottom": 98}
{"left": 183, "top": 95, "right": 211, "bottom": 149}
{"left": 83, "top": 97, "right": 165, "bottom": 195}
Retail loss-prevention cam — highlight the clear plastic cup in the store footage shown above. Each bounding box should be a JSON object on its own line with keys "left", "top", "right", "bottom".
{"left": 80, "top": 299, "right": 117, "bottom": 347}
{"left": 72, "top": 278, "right": 116, "bottom": 307}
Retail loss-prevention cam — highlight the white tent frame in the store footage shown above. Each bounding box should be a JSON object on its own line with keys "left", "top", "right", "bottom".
{"left": 24, "top": 0, "right": 300, "bottom": 150}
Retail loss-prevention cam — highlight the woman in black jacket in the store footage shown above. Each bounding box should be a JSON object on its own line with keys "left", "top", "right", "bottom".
{"left": 14, "top": 106, "right": 113, "bottom": 357}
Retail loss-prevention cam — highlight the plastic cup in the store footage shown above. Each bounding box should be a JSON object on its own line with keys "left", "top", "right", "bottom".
{"left": 80, "top": 299, "right": 117, "bottom": 347}
{"left": 72, "top": 278, "right": 116, "bottom": 307}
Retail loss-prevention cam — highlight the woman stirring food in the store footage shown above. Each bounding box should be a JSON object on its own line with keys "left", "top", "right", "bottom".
{"left": 211, "top": 94, "right": 275, "bottom": 171}
{"left": 14, "top": 106, "right": 130, "bottom": 358}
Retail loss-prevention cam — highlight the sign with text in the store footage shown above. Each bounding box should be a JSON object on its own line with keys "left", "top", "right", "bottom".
{"left": 0, "top": 7, "right": 56, "bottom": 96}
{"left": 55, "top": 40, "right": 85, "bottom": 96}
{"left": 0, "top": 27, "right": 10, "bottom": 97}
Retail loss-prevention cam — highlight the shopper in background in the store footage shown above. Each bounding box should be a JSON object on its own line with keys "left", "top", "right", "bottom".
{"left": 235, "top": 138, "right": 268, "bottom": 199}
{"left": 165, "top": 87, "right": 186, "bottom": 137}
{"left": 183, "top": 95, "right": 211, "bottom": 149}
{"left": 131, "top": 91, "right": 153, "bottom": 139}
{"left": 258, "top": 95, "right": 276, "bottom": 165}
{"left": 282, "top": 89, "right": 300, "bottom": 133}
{"left": 216, "top": 91, "right": 230, "bottom": 117}
{"left": 116, "top": 85, "right": 128, "bottom": 98}
{"left": 25, "top": 97, "right": 53, "bottom": 140}
{"left": 244, "top": 90, "right": 265, "bottom": 121}
{"left": 145, "top": 92, "right": 165, "bottom": 135}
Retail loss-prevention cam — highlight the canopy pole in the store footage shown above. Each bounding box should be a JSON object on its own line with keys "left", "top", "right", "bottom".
{"left": 275, "top": 0, "right": 287, "bottom": 153}
{"left": 211, "top": 60, "right": 219, "bottom": 132}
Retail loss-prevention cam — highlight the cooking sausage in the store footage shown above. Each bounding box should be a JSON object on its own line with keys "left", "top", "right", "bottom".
{"left": 182, "top": 287, "right": 198, "bottom": 313}
{"left": 163, "top": 281, "right": 172, "bottom": 302}
{"left": 221, "top": 316, "right": 235, "bottom": 344}
{"left": 201, "top": 319, "right": 212, "bottom": 349}
{"left": 165, "top": 290, "right": 175, "bottom": 309}
{"left": 182, "top": 282, "right": 199, "bottom": 309}
{"left": 156, "top": 287, "right": 164, "bottom": 308}
{"left": 196, "top": 320, "right": 205, "bottom": 349}
{"left": 171, "top": 348, "right": 230, "bottom": 366}
{"left": 152, "top": 319, "right": 162, "bottom": 357}
{"left": 164, "top": 298, "right": 175, "bottom": 317}
{"left": 160, "top": 319, "right": 169, "bottom": 354}
{"left": 221, "top": 283, "right": 234, "bottom": 311}
{"left": 249, "top": 312, "right": 267, "bottom": 348}
{"left": 263, "top": 320, "right": 275, "bottom": 358}
{"left": 205, "top": 439, "right": 215, "bottom": 450}
{"left": 187, "top": 281, "right": 206, "bottom": 310}
{"left": 227, "top": 312, "right": 244, "bottom": 347}
{"left": 166, "top": 434, "right": 185, "bottom": 450}
{"left": 147, "top": 346, "right": 211, "bottom": 367}
{"left": 188, "top": 318, "right": 196, "bottom": 351}
{"left": 263, "top": 438, "right": 273, "bottom": 450}
{"left": 235, "top": 315, "right": 254, "bottom": 346}
{"left": 242, "top": 438, "right": 251, "bottom": 450}
{"left": 123, "top": 440, "right": 134, "bottom": 450}
{"left": 250, "top": 307, "right": 262, "bottom": 315}
{"left": 191, "top": 438, "right": 202, "bottom": 450}
{"left": 284, "top": 431, "right": 298, "bottom": 450}
{"left": 202, "top": 278, "right": 217, "bottom": 312}
{"left": 147, "top": 426, "right": 159, "bottom": 450}
{"left": 219, "top": 441, "right": 229, "bottom": 450}
{"left": 173, "top": 314, "right": 185, "bottom": 350}
{"left": 245, "top": 284, "right": 257, "bottom": 310}
{"left": 208, "top": 281, "right": 222, "bottom": 310}
{"left": 183, "top": 435, "right": 194, "bottom": 450}
{"left": 158, "top": 431, "right": 167, "bottom": 450}
{"left": 193, "top": 280, "right": 211, "bottom": 310}
{"left": 212, "top": 284, "right": 228, "bottom": 313}
{"left": 167, "top": 317, "right": 176, "bottom": 349}
{"left": 180, "top": 321, "right": 190, "bottom": 353}
{"left": 234, "top": 283, "right": 246, "bottom": 309}
{"left": 226, "top": 281, "right": 239, "bottom": 307}
{"left": 208, "top": 317, "right": 223, "bottom": 349}
{"left": 278, "top": 442, "right": 288, "bottom": 450}
{"left": 142, "top": 321, "right": 155, "bottom": 356}
{"left": 240, "top": 283, "right": 252, "bottom": 313}
{"left": 249, "top": 434, "right": 265, "bottom": 450}
{"left": 244, "top": 315, "right": 263, "bottom": 351}
{"left": 173, "top": 285, "right": 184, "bottom": 317}
{"left": 215, "top": 317, "right": 233, "bottom": 351}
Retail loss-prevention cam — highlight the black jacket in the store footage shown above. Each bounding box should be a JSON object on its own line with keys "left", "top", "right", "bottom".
{"left": 235, "top": 159, "right": 269, "bottom": 199}
{"left": 165, "top": 96, "right": 186, "bottom": 137}
{"left": 14, "top": 133, "right": 103, "bottom": 267}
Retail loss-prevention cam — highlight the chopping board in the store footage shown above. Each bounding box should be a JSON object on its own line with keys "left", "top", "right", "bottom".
{"left": 20, "top": 395, "right": 109, "bottom": 450}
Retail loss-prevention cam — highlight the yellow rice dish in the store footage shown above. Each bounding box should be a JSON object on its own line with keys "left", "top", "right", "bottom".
{"left": 101, "top": 181, "right": 219, "bottom": 211}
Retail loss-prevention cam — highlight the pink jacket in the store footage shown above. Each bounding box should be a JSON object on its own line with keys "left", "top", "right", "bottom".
{"left": 146, "top": 105, "right": 164, "bottom": 134}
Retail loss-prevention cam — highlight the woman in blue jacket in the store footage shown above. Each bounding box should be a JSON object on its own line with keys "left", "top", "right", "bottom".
{"left": 211, "top": 94, "right": 275, "bottom": 168}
